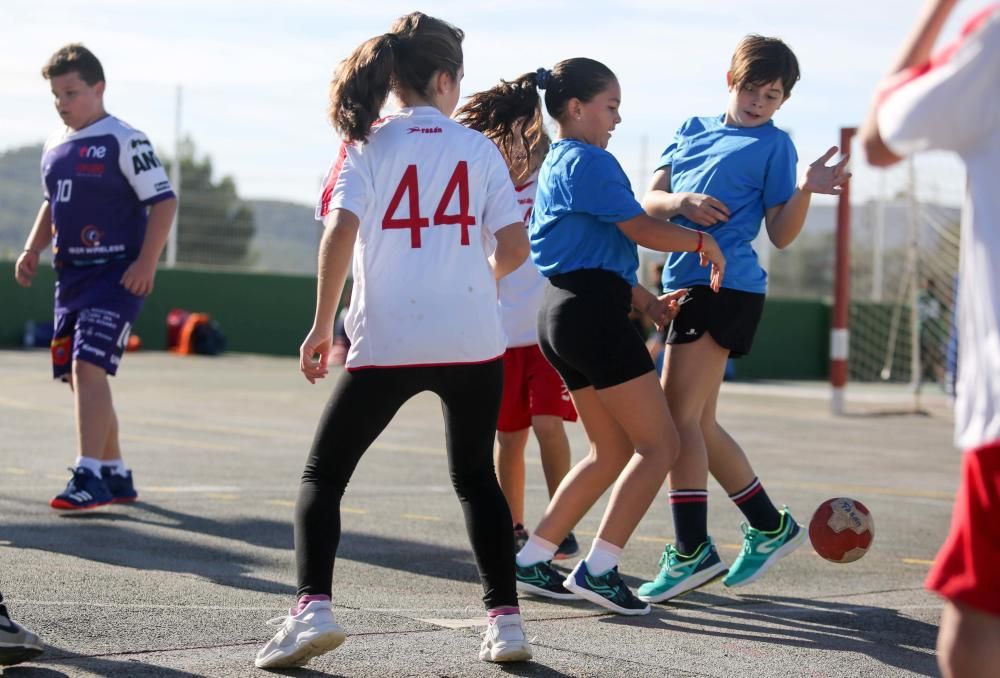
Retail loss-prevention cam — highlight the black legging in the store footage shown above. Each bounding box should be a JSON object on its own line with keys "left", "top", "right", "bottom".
{"left": 294, "top": 359, "right": 517, "bottom": 609}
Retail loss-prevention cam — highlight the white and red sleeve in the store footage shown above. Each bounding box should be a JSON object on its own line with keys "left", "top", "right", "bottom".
{"left": 479, "top": 143, "right": 522, "bottom": 235}
{"left": 877, "top": 8, "right": 1000, "bottom": 157}
{"left": 315, "top": 141, "right": 371, "bottom": 227}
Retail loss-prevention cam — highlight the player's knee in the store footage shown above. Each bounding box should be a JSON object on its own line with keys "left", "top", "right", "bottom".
{"left": 531, "top": 417, "right": 566, "bottom": 445}
{"left": 496, "top": 431, "right": 526, "bottom": 457}
{"left": 72, "top": 358, "right": 107, "bottom": 382}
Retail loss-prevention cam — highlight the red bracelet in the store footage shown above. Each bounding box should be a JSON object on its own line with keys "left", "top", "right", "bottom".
{"left": 694, "top": 231, "right": 703, "bottom": 253}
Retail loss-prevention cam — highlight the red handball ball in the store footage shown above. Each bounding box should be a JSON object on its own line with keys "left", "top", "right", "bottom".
{"left": 808, "top": 497, "right": 874, "bottom": 563}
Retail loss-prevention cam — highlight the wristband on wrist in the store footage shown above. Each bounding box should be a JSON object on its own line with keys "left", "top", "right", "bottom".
{"left": 694, "top": 231, "right": 703, "bottom": 253}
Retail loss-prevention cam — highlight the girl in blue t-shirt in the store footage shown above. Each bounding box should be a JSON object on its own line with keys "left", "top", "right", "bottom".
{"left": 636, "top": 35, "right": 851, "bottom": 604}
{"left": 480, "top": 58, "right": 727, "bottom": 615}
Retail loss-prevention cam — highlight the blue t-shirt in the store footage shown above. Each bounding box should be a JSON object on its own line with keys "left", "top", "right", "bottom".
{"left": 529, "top": 139, "right": 645, "bottom": 286}
{"left": 657, "top": 115, "right": 797, "bottom": 294}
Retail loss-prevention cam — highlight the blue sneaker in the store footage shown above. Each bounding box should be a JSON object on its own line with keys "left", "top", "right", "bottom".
{"left": 637, "top": 539, "right": 728, "bottom": 603}
{"left": 50, "top": 467, "right": 112, "bottom": 510}
{"left": 101, "top": 467, "right": 138, "bottom": 504}
{"left": 563, "top": 561, "right": 650, "bottom": 616}
{"left": 723, "top": 507, "right": 806, "bottom": 588}
{"left": 515, "top": 561, "right": 579, "bottom": 600}
{"left": 553, "top": 532, "right": 580, "bottom": 561}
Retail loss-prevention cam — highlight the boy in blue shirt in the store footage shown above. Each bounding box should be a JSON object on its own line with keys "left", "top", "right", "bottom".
{"left": 14, "top": 44, "right": 176, "bottom": 510}
{"left": 637, "top": 35, "right": 851, "bottom": 602}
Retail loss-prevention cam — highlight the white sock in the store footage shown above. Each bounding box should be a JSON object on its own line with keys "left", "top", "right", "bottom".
{"left": 584, "top": 538, "right": 623, "bottom": 576}
{"left": 516, "top": 534, "right": 558, "bottom": 567}
{"left": 102, "top": 458, "right": 129, "bottom": 477}
{"left": 74, "top": 456, "right": 103, "bottom": 475}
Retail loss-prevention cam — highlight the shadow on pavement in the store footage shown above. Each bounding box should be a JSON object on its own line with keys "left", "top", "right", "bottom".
{"left": 1, "top": 502, "right": 293, "bottom": 595}
{"left": 5, "top": 644, "right": 204, "bottom": 677}
{"left": 633, "top": 592, "right": 937, "bottom": 677}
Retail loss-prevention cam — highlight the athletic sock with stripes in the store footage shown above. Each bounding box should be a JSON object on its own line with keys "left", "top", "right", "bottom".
{"left": 728, "top": 477, "right": 781, "bottom": 532}
{"left": 670, "top": 489, "right": 708, "bottom": 555}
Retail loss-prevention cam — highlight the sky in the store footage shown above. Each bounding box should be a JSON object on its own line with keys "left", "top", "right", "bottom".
{"left": 2, "top": 0, "right": 989, "bottom": 208}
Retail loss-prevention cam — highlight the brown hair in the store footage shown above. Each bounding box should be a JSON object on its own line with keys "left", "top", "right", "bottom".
{"left": 455, "top": 73, "right": 550, "bottom": 184}
{"left": 42, "top": 43, "right": 105, "bottom": 85}
{"left": 328, "top": 12, "right": 464, "bottom": 143}
{"left": 729, "top": 35, "right": 800, "bottom": 97}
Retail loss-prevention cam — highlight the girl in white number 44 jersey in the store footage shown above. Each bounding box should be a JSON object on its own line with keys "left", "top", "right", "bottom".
{"left": 255, "top": 12, "right": 535, "bottom": 669}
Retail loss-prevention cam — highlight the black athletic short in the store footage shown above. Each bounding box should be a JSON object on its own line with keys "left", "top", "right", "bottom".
{"left": 538, "top": 268, "right": 655, "bottom": 391}
{"left": 665, "top": 285, "right": 766, "bottom": 357}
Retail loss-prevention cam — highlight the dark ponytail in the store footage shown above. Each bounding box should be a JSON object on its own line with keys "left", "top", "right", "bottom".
{"left": 328, "top": 12, "right": 464, "bottom": 143}
{"left": 455, "top": 70, "right": 549, "bottom": 183}
{"left": 542, "top": 58, "right": 617, "bottom": 121}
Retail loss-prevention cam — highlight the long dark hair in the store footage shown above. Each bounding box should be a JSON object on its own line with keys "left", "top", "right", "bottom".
{"left": 328, "top": 12, "right": 464, "bottom": 143}
{"left": 454, "top": 72, "right": 549, "bottom": 184}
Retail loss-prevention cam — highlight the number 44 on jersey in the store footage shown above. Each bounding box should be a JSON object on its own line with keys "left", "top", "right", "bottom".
{"left": 382, "top": 162, "right": 476, "bottom": 248}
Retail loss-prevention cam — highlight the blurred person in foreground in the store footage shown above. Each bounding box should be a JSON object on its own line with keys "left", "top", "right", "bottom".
{"left": 861, "top": 2, "right": 1000, "bottom": 676}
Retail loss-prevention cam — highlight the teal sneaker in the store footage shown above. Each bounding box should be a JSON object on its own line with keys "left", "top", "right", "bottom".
{"left": 637, "top": 538, "right": 728, "bottom": 603}
{"left": 563, "top": 561, "right": 650, "bottom": 615}
{"left": 723, "top": 507, "right": 806, "bottom": 588}
{"left": 516, "top": 560, "right": 579, "bottom": 600}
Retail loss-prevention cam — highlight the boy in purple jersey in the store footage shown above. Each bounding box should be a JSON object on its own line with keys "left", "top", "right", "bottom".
{"left": 13, "top": 44, "right": 176, "bottom": 510}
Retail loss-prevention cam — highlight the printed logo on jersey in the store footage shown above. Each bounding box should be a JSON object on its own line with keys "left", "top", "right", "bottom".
{"left": 81, "top": 225, "right": 103, "bottom": 247}
{"left": 76, "top": 162, "right": 105, "bottom": 177}
{"left": 407, "top": 126, "right": 443, "bottom": 134}
{"left": 131, "top": 149, "right": 163, "bottom": 174}
{"left": 78, "top": 145, "right": 107, "bottom": 159}
{"left": 154, "top": 180, "right": 171, "bottom": 192}
{"left": 51, "top": 336, "right": 71, "bottom": 366}
{"left": 130, "top": 138, "right": 153, "bottom": 150}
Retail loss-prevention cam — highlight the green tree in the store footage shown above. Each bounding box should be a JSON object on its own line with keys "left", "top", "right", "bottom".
{"left": 165, "top": 137, "right": 255, "bottom": 266}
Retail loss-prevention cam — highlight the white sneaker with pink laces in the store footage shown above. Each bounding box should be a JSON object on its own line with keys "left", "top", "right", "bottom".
{"left": 255, "top": 600, "right": 346, "bottom": 669}
{"left": 478, "top": 613, "right": 532, "bottom": 662}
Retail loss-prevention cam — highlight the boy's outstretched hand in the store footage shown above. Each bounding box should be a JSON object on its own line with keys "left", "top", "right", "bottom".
{"left": 120, "top": 258, "right": 157, "bottom": 296}
{"left": 801, "top": 146, "right": 852, "bottom": 195}
{"left": 14, "top": 250, "right": 39, "bottom": 287}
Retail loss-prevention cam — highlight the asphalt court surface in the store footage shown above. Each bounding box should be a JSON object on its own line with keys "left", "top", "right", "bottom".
{"left": 0, "top": 350, "right": 960, "bottom": 677}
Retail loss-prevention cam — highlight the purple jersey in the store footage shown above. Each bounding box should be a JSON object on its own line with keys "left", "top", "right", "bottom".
{"left": 41, "top": 115, "right": 174, "bottom": 308}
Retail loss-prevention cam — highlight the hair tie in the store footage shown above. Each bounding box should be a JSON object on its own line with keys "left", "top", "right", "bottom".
{"left": 534, "top": 67, "right": 552, "bottom": 90}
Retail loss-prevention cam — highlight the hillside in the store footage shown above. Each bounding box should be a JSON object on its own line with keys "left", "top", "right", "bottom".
{"left": 0, "top": 143, "right": 321, "bottom": 273}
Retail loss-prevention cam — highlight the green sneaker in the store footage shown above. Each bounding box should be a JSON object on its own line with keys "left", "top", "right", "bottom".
{"left": 723, "top": 507, "right": 806, "bottom": 588}
{"left": 637, "top": 538, "right": 728, "bottom": 603}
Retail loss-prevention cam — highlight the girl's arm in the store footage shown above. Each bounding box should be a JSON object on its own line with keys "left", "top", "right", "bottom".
{"left": 300, "top": 208, "right": 360, "bottom": 383}
{"left": 14, "top": 201, "right": 53, "bottom": 287}
{"left": 859, "top": 0, "right": 959, "bottom": 166}
{"left": 617, "top": 213, "right": 726, "bottom": 291}
{"left": 765, "top": 147, "right": 851, "bottom": 250}
{"left": 489, "top": 222, "right": 530, "bottom": 280}
{"left": 642, "top": 168, "right": 730, "bottom": 227}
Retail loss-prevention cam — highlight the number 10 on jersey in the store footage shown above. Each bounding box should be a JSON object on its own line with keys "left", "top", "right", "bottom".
{"left": 382, "top": 162, "right": 476, "bottom": 248}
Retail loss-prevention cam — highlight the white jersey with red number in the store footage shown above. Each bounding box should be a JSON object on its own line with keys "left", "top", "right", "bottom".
{"left": 498, "top": 174, "right": 545, "bottom": 348}
{"left": 316, "top": 106, "right": 522, "bottom": 369}
{"left": 878, "top": 7, "right": 1000, "bottom": 450}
